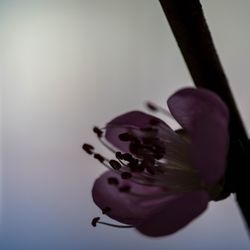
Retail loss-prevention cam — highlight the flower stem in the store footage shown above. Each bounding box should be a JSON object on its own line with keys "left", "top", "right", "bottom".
{"left": 158, "top": 0, "right": 250, "bottom": 233}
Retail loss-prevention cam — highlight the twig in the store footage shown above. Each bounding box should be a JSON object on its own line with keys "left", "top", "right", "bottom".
{"left": 159, "top": 0, "right": 250, "bottom": 232}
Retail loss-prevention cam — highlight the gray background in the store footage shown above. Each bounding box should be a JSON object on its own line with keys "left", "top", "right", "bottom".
{"left": 1, "top": 1, "right": 250, "bottom": 249}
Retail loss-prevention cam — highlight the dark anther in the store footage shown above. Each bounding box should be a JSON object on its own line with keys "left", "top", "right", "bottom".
{"left": 121, "top": 172, "right": 132, "bottom": 179}
{"left": 102, "top": 207, "right": 111, "bottom": 214}
{"left": 119, "top": 185, "right": 131, "bottom": 193}
{"left": 93, "top": 126, "right": 103, "bottom": 138}
{"left": 82, "top": 143, "right": 94, "bottom": 154}
{"left": 115, "top": 151, "right": 123, "bottom": 160}
{"left": 91, "top": 217, "right": 100, "bottom": 227}
{"left": 118, "top": 133, "right": 135, "bottom": 142}
{"left": 94, "top": 153, "right": 105, "bottom": 163}
{"left": 107, "top": 177, "right": 119, "bottom": 186}
{"left": 109, "top": 160, "right": 122, "bottom": 170}
{"left": 146, "top": 102, "right": 158, "bottom": 111}
{"left": 122, "top": 153, "right": 134, "bottom": 162}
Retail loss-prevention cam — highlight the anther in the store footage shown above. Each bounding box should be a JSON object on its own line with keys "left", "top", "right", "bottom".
{"left": 122, "top": 153, "right": 134, "bottom": 162}
{"left": 121, "top": 172, "right": 132, "bottom": 179}
{"left": 82, "top": 143, "right": 94, "bottom": 154}
{"left": 102, "top": 207, "right": 111, "bottom": 214}
{"left": 145, "top": 101, "right": 173, "bottom": 117}
{"left": 93, "top": 126, "right": 103, "bottom": 138}
{"left": 94, "top": 153, "right": 105, "bottom": 163}
{"left": 146, "top": 102, "right": 158, "bottom": 111}
{"left": 115, "top": 151, "right": 123, "bottom": 160}
{"left": 109, "top": 160, "right": 122, "bottom": 170}
{"left": 91, "top": 217, "right": 100, "bottom": 227}
{"left": 119, "top": 185, "right": 131, "bottom": 193}
{"left": 107, "top": 177, "right": 119, "bottom": 186}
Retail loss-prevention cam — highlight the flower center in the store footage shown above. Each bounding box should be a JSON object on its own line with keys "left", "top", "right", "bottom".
{"left": 83, "top": 116, "right": 204, "bottom": 196}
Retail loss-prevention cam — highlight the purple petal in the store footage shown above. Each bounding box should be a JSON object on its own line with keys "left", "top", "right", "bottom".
{"left": 167, "top": 88, "right": 229, "bottom": 184}
{"left": 136, "top": 191, "right": 209, "bottom": 237}
{"left": 105, "top": 111, "right": 168, "bottom": 152}
{"left": 92, "top": 171, "right": 178, "bottom": 226}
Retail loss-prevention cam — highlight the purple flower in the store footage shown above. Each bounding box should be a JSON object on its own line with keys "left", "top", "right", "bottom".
{"left": 84, "top": 88, "right": 229, "bottom": 237}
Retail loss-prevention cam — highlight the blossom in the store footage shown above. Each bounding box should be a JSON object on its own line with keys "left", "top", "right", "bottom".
{"left": 83, "top": 87, "right": 229, "bottom": 237}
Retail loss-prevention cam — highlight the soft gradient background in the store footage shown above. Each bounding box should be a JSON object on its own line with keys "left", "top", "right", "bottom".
{"left": 1, "top": 1, "right": 250, "bottom": 249}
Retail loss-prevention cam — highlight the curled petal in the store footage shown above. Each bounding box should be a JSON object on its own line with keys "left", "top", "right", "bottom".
{"left": 136, "top": 190, "right": 209, "bottom": 237}
{"left": 167, "top": 88, "right": 229, "bottom": 184}
{"left": 105, "top": 111, "right": 168, "bottom": 152}
{"left": 92, "top": 171, "right": 181, "bottom": 226}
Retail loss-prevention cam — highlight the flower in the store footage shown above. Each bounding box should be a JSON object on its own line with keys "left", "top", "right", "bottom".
{"left": 83, "top": 87, "right": 229, "bottom": 237}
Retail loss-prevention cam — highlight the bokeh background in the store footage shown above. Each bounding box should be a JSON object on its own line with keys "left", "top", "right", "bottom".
{"left": 1, "top": 1, "right": 250, "bottom": 249}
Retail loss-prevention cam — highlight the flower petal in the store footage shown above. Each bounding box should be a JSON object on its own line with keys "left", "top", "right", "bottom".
{"left": 92, "top": 171, "right": 178, "bottom": 226}
{"left": 136, "top": 191, "right": 209, "bottom": 237}
{"left": 167, "top": 88, "right": 229, "bottom": 184}
{"left": 105, "top": 111, "right": 168, "bottom": 152}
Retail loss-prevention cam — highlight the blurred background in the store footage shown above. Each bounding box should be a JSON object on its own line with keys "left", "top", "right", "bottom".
{"left": 1, "top": 0, "right": 250, "bottom": 249}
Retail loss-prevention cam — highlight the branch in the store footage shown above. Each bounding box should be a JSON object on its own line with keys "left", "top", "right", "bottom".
{"left": 158, "top": 0, "right": 250, "bottom": 232}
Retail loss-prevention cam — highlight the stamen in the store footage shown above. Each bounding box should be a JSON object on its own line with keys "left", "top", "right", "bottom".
{"left": 82, "top": 143, "right": 94, "bottom": 154}
{"left": 109, "top": 160, "right": 122, "bottom": 170}
{"left": 92, "top": 152, "right": 120, "bottom": 172}
{"left": 115, "top": 151, "right": 123, "bottom": 160}
{"left": 96, "top": 221, "right": 133, "bottom": 228}
{"left": 145, "top": 101, "right": 172, "bottom": 117}
{"left": 93, "top": 126, "right": 103, "bottom": 138}
{"left": 122, "top": 153, "right": 134, "bottom": 162}
{"left": 91, "top": 217, "right": 100, "bottom": 227}
{"left": 94, "top": 153, "right": 105, "bottom": 163}
{"left": 146, "top": 102, "right": 158, "bottom": 111}
{"left": 102, "top": 207, "right": 111, "bottom": 214}
{"left": 97, "top": 135, "right": 117, "bottom": 154}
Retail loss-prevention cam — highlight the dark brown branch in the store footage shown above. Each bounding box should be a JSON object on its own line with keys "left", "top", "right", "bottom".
{"left": 158, "top": 0, "right": 250, "bottom": 232}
